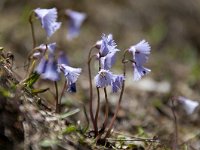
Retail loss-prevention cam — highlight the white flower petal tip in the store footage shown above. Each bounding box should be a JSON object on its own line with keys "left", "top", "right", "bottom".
{"left": 133, "top": 64, "right": 151, "bottom": 81}
{"left": 129, "top": 40, "right": 151, "bottom": 54}
{"left": 177, "top": 96, "right": 199, "bottom": 115}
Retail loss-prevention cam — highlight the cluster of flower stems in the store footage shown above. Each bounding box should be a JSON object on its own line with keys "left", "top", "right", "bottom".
{"left": 26, "top": 9, "right": 134, "bottom": 140}
{"left": 88, "top": 47, "right": 131, "bottom": 139}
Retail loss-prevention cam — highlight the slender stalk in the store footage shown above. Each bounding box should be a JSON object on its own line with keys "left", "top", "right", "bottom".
{"left": 94, "top": 52, "right": 102, "bottom": 137}
{"left": 27, "top": 59, "right": 36, "bottom": 75}
{"left": 20, "top": 60, "right": 36, "bottom": 84}
{"left": 29, "top": 11, "right": 36, "bottom": 48}
{"left": 171, "top": 99, "right": 178, "bottom": 150}
{"left": 95, "top": 87, "right": 109, "bottom": 140}
{"left": 122, "top": 50, "right": 130, "bottom": 63}
{"left": 59, "top": 81, "right": 67, "bottom": 107}
{"left": 104, "top": 67, "right": 125, "bottom": 138}
{"left": 94, "top": 87, "right": 100, "bottom": 134}
{"left": 104, "top": 50, "right": 128, "bottom": 138}
{"left": 102, "top": 88, "right": 109, "bottom": 130}
{"left": 54, "top": 81, "right": 59, "bottom": 113}
{"left": 87, "top": 46, "right": 98, "bottom": 135}
{"left": 83, "top": 105, "right": 90, "bottom": 133}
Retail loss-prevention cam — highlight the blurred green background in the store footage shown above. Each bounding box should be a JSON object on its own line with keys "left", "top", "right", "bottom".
{"left": 0, "top": 0, "right": 200, "bottom": 148}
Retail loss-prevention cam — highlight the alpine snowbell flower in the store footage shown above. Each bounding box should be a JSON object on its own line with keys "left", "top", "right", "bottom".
{"left": 97, "top": 34, "right": 119, "bottom": 57}
{"left": 35, "top": 43, "right": 60, "bottom": 81}
{"left": 129, "top": 40, "right": 151, "bottom": 66}
{"left": 66, "top": 9, "right": 86, "bottom": 40}
{"left": 35, "top": 57, "right": 48, "bottom": 74}
{"left": 38, "top": 42, "right": 57, "bottom": 54}
{"left": 34, "top": 8, "right": 61, "bottom": 37}
{"left": 58, "top": 64, "right": 82, "bottom": 85}
{"left": 100, "top": 51, "right": 117, "bottom": 70}
{"left": 94, "top": 69, "right": 113, "bottom": 88}
{"left": 41, "top": 57, "right": 60, "bottom": 81}
{"left": 111, "top": 75, "right": 124, "bottom": 93}
{"left": 67, "top": 83, "right": 77, "bottom": 93}
{"left": 133, "top": 63, "right": 151, "bottom": 81}
{"left": 129, "top": 40, "right": 151, "bottom": 81}
{"left": 33, "top": 43, "right": 57, "bottom": 58}
{"left": 177, "top": 96, "right": 199, "bottom": 115}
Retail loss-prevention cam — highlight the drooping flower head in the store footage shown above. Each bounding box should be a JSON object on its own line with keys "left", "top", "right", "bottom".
{"left": 38, "top": 43, "right": 56, "bottom": 54}
{"left": 33, "top": 43, "right": 57, "bottom": 61}
{"left": 133, "top": 64, "right": 151, "bottom": 81}
{"left": 94, "top": 69, "right": 113, "bottom": 88}
{"left": 38, "top": 42, "right": 57, "bottom": 54}
{"left": 34, "top": 8, "right": 61, "bottom": 37}
{"left": 96, "top": 34, "right": 119, "bottom": 57}
{"left": 94, "top": 70, "right": 124, "bottom": 92}
{"left": 177, "top": 96, "right": 199, "bottom": 115}
{"left": 100, "top": 51, "right": 117, "bottom": 70}
{"left": 67, "top": 83, "right": 76, "bottom": 93}
{"left": 129, "top": 40, "right": 151, "bottom": 66}
{"left": 35, "top": 57, "right": 48, "bottom": 74}
{"left": 41, "top": 57, "right": 60, "bottom": 81}
{"left": 34, "top": 42, "right": 60, "bottom": 81}
{"left": 66, "top": 9, "right": 86, "bottom": 40}
{"left": 57, "top": 51, "right": 78, "bottom": 93}
{"left": 58, "top": 64, "right": 82, "bottom": 85}
{"left": 128, "top": 40, "right": 151, "bottom": 81}
{"left": 111, "top": 75, "right": 125, "bottom": 93}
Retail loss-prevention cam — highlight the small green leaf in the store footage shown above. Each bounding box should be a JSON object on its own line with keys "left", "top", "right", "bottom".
{"left": 31, "top": 88, "right": 49, "bottom": 94}
{"left": 25, "top": 72, "right": 40, "bottom": 88}
{"left": 137, "top": 127, "right": 146, "bottom": 137}
{"left": 59, "top": 108, "right": 80, "bottom": 119}
{"left": 0, "top": 87, "right": 12, "bottom": 98}
{"left": 40, "top": 139, "right": 58, "bottom": 148}
{"left": 63, "top": 124, "right": 77, "bottom": 134}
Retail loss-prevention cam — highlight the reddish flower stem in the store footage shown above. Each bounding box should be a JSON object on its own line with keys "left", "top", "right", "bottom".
{"left": 57, "top": 81, "right": 68, "bottom": 113}
{"left": 102, "top": 87, "right": 109, "bottom": 130}
{"left": 94, "top": 87, "right": 100, "bottom": 133}
{"left": 88, "top": 46, "right": 98, "bottom": 135}
{"left": 29, "top": 11, "right": 36, "bottom": 48}
{"left": 104, "top": 50, "right": 129, "bottom": 138}
{"left": 54, "top": 81, "right": 59, "bottom": 113}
